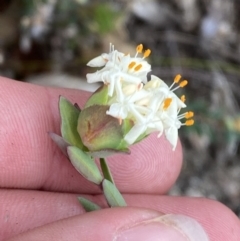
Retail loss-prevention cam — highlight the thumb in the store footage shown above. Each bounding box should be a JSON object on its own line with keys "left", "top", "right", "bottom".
{"left": 8, "top": 207, "right": 209, "bottom": 241}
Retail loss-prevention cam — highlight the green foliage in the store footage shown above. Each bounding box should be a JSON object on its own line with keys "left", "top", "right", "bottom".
{"left": 53, "top": 95, "right": 128, "bottom": 209}
{"left": 84, "top": 85, "right": 109, "bottom": 108}
{"left": 102, "top": 179, "right": 126, "bottom": 207}
{"left": 93, "top": 3, "right": 120, "bottom": 34}
{"left": 53, "top": 0, "right": 120, "bottom": 35}
{"left": 100, "top": 158, "right": 115, "bottom": 185}
{"left": 59, "top": 96, "right": 84, "bottom": 150}
{"left": 78, "top": 197, "right": 101, "bottom": 212}
{"left": 182, "top": 97, "right": 240, "bottom": 146}
{"left": 67, "top": 146, "right": 103, "bottom": 184}
{"left": 48, "top": 132, "right": 70, "bottom": 156}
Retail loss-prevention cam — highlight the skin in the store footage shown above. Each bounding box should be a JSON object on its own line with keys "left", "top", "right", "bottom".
{"left": 0, "top": 77, "right": 239, "bottom": 240}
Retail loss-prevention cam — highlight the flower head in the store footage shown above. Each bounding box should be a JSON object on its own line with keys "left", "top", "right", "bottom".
{"left": 86, "top": 44, "right": 151, "bottom": 97}
{"left": 84, "top": 44, "right": 194, "bottom": 151}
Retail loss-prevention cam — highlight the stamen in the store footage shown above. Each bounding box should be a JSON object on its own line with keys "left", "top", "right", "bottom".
{"left": 174, "top": 74, "right": 181, "bottom": 83}
{"left": 134, "top": 64, "right": 142, "bottom": 71}
{"left": 143, "top": 49, "right": 151, "bottom": 58}
{"left": 138, "top": 83, "right": 143, "bottom": 90}
{"left": 185, "top": 119, "right": 194, "bottom": 126}
{"left": 185, "top": 111, "right": 194, "bottom": 119}
{"left": 178, "top": 111, "right": 194, "bottom": 120}
{"left": 118, "top": 118, "right": 123, "bottom": 125}
{"left": 109, "top": 43, "right": 114, "bottom": 52}
{"left": 163, "top": 98, "right": 172, "bottom": 110}
{"left": 179, "top": 80, "right": 188, "bottom": 88}
{"left": 128, "top": 61, "right": 136, "bottom": 69}
{"left": 136, "top": 44, "right": 143, "bottom": 53}
{"left": 169, "top": 74, "right": 182, "bottom": 89}
{"left": 172, "top": 79, "right": 188, "bottom": 91}
{"left": 180, "top": 95, "right": 186, "bottom": 102}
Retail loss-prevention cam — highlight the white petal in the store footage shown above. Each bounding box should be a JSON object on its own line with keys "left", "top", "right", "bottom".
{"left": 122, "top": 84, "right": 138, "bottom": 96}
{"left": 164, "top": 127, "right": 178, "bottom": 150}
{"left": 149, "top": 75, "right": 169, "bottom": 89}
{"left": 119, "top": 72, "right": 143, "bottom": 84}
{"left": 106, "top": 103, "right": 128, "bottom": 119}
{"left": 124, "top": 124, "right": 147, "bottom": 144}
{"left": 106, "top": 103, "right": 121, "bottom": 118}
{"left": 164, "top": 98, "right": 178, "bottom": 117}
{"left": 107, "top": 73, "right": 119, "bottom": 97}
{"left": 131, "top": 89, "right": 150, "bottom": 102}
{"left": 86, "top": 72, "right": 102, "bottom": 83}
{"left": 114, "top": 76, "right": 124, "bottom": 101}
{"left": 153, "top": 120, "right": 164, "bottom": 137}
{"left": 87, "top": 54, "right": 108, "bottom": 67}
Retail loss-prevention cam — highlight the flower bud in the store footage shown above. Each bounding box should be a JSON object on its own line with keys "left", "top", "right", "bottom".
{"left": 78, "top": 104, "right": 133, "bottom": 152}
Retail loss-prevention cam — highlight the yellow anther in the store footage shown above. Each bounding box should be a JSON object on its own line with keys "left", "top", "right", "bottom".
{"left": 174, "top": 74, "right": 181, "bottom": 83}
{"left": 180, "top": 95, "right": 186, "bottom": 102}
{"left": 128, "top": 61, "right": 136, "bottom": 69}
{"left": 134, "top": 64, "right": 142, "bottom": 71}
{"left": 143, "top": 49, "right": 151, "bottom": 58}
{"left": 163, "top": 98, "right": 172, "bottom": 110}
{"left": 136, "top": 44, "right": 143, "bottom": 53}
{"left": 179, "top": 80, "right": 188, "bottom": 87}
{"left": 185, "top": 119, "right": 194, "bottom": 126}
{"left": 185, "top": 111, "right": 194, "bottom": 119}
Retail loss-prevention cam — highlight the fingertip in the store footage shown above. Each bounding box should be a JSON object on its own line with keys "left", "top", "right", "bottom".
{"left": 8, "top": 207, "right": 210, "bottom": 241}
{"left": 7, "top": 208, "right": 163, "bottom": 241}
{"left": 129, "top": 195, "right": 240, "bottom": 241}
{"left": 108, "top": 133, "right": 183, "bottom": 194}
{"left": 201, "top": 198, "right": 240, "bottom": 241}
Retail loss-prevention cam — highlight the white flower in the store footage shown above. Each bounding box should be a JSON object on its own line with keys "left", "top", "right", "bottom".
{"left": 86, "top": 43, "right": 118, "bottom": 67}
{"left": 160, "top": 98, "right": 181, "bottom": 150}
{"left": 124, "top": 105, "right": 163, "bottom": 144}
{"left": 86, "top": 43, "right": 194, "bottom": 150}
{"left": 144, "top": 75, "right": 187, "bottom": 109}
{"left": 106, "top": 79, "right": 149, "bottom": 120}
{"left": 160, "top": 97, "right": 194, "bottom": 150}
{"left": 86, "top": 44, "right": 151, "bottom": 91}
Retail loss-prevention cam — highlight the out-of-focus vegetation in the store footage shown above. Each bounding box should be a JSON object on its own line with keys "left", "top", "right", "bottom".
{"left": 0, "top": 0, "right": 122, "bottom": 79}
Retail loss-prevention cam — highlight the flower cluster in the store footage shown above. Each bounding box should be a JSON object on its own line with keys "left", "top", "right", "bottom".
{"left": 86, "top": 44, "right": 194, "bottom": 150}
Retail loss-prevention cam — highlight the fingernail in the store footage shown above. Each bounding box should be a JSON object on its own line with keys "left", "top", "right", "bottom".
{"left": 116, "top": 214, "right": 209, "bottom": 241}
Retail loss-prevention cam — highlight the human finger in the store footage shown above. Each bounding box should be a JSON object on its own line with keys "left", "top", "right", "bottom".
{"left": 0, "top": 78, "right": 182, "bottom": 194}
{"left": 1, "top": 190, "right": 240, "bottom": 240}
{"left": 6, "top": 207, "right": 210, "bottom": 241}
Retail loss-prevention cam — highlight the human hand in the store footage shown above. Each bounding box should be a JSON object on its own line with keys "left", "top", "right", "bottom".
{"left": 1, "top": 77, "right": 239, "bottom": 241}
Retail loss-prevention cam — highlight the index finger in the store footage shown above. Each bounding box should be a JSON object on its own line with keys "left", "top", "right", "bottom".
{"left": 0, "top": 77, "right": 182, "bottom": 194}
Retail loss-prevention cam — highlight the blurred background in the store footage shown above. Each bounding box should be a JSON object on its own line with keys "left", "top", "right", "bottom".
{"left": 1, "top": 0, "right": 240, "bottom": 217}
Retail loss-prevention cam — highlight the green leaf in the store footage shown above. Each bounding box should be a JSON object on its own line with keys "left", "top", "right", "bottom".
{"left": 84, "top": 85, "right": 108, "bottom": 108}
{"left": 102, "top": 179, "right": 127, "bottom": 207}
{"left": 78, "top": 197, "right": 101, "bottom": 212}
{"left": 48, "top": 132, "right": 70, "bottom": 156}
{"left": 67, "top": 146, "right": 103, "bottom": 185}
{"left": 59, "top": 96, "right": 84, "bottom": 149}
{"left": 100, "top": 158, "right": 115, "bottom": 185}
